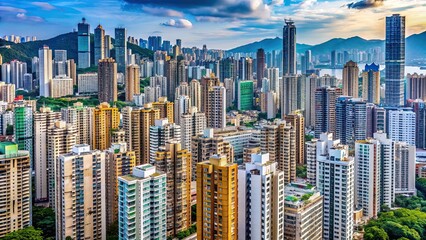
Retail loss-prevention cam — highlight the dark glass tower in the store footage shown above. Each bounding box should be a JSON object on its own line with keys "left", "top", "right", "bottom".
{"left": 283, "top": 19, "right": 296, "bottom": 75}
{"left": 385, "top": 14, "right": 405, "bottom": 106}
{"left": 256, "top": 48, "right": 265, "bottom": 88}
{"left": 77, "top": 18, "right": 90, "bottom": 68}
{"left": 114, "top": 28, "right": 127, "bottom": 73}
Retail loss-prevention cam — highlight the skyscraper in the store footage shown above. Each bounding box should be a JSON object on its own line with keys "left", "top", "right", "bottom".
{"left": 155, "top": 141, "right": 191, "bottom": 237}
{"left": 394, "top": 142, "right": 416, "bottom": 196}
{"left": 201, "top": 77, "right": 226, "bottom": 128}
{"left": 125, "top": 64, "right": 140, "bottom": 102}
{"left": 0, "top": 142, "right": 31, "bottom": 238}
{"left": 385, "top": 14, "right": 405, "bottom": 106}
{"left": 92, "top": 102, "right": 120, "bottom": 151}
{"left": 118, "top": 164, "right": 167, "bottom": 239}
{"left": 77, "top": 18, "right": 90, "bottom": 68}
{"left": 407, "top": 73, "right": 426, "bottom": 101}
{"left": 285, "top": 111, "right": 305, "bottom": 165}
{"left": 388, "top": 109, "right": 416, "bottom": 145}
{"left": 39, "top": 45, "right": 53, "bottom": 97}
{"left": 283, "top": 19, "right": 296, "bottom": 75}
{"left": 281, "top": 74, "right": 304, "bottom": 117}
{"left": 115, "top": 28, "right": 127, "bottom": 73}
{"left": 238, "top": 153, "right": 285, "bottom": 240}
{"left": 98, "top": 58, "right": 118, "bottom": 103}
{"left": 189, "top": 79, "right": 202, "bottom": 110}
{"left": 342, "top": 60, "right": 359, "bottom": 97}
{"left": 196, "top": 155, "right": 238, "bottom": 240}
{"left": 236, "top": 79, "right": 254, "bottom": 110}
{"left": 314, "top": 87, "right": 342, "bottom": 138}
{"left": 149, "top": 119, "right": 181, "bottom": 163}
{"left": 94, "top": 24, "right": 105, "bottom": 66}
{"left": 335, "top": 96, "right": 367, "bottom": 146}
{"left": 256, "top": 48, "right": 265, "bottom": 88}
{"left": 14, "top": 104, "right": 33, "bottom": 166}
{"left": 362, "top": 63, "right": 380, "bottom": 104}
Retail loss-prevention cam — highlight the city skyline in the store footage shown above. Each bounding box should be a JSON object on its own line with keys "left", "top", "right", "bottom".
{"left": 0, "top": 0, "right": 425, "bottom": 49}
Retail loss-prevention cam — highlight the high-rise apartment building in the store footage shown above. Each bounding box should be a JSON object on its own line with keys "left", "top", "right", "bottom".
{"left": 366, "top": 104, "right": 386, "bottom": 138}
{"left": 149, "top": 118, "right": 181, "bottom": 163}
{"left": 385, "top": 14, "right": 405, "bottom": 106}
{"left": 61, "top": 102, "right": 93, "bottom": 145}
{"left": 238, "top": 153, "right": 285, "bottom": 240}
{"left": 180, "top": 107, "right": 206, "bottom": 151}
{"left": 362, "top": 63, "right": 380, "bottom": 104}
{"left": 77, "top": 18, "right": 90, "bottom": 68}
{"left": 92, "top": 102, "right": 120, "bottom": 151}
{"left": 201, "top": 77, "right": 226, "bottom": 128}
{"left": 284, "top": 182, "right": 323, "bottom": 240}
{"left": 317, "top": 142, "right": 354, "bottom": 240}
{"left": 47, "top": 121, "right": 77, "bottom": 208}
{"left": 94, "top": 24, "right": 105, "bottom": 66}
{"left": 152, "top": 96, "right": 174, "bottom": 123}
{"left": 224, "top": 78, "right": 235, "bottom": 107}
{"left": 118, "top": 164, "right": 167, "bottom": 239}
{"left": 56, "top": 145, "right": 105, "bottom": 240}
{"left": 283, "top": 19, "right": 296, "bottom": 75}
{"left": 197, "top": 155, "right": 238, "bottom": 240}
{"left": 174, "top": 95, "right": 190, "bottom": 124}
{"left": 98, "top": 58, "right": 118, "bottom": 103}
{"left": 33, "top": 107, "right": 61, "bottom": 202}
{"left": 342, "top": 60, "right": 359, "bottom": 97}
{"left": 285, "top": 110, "right": 305, "bottom": 164}
{"left": 115, "top": 27, "right": 127, "bottom": 73}
{"left": 14, "top": 105, "right": 33, "bottom": 165}
{"left": 407, "top": 73, "right": 426, "bottom": 101}
{"left": 104, "top": 143, "right": 136, "bottom": 227}
{"left": 394, "top": 142, "right": 416, "bottom": 196}
{"left": 236, "top": 79, "right": 253, "bottom": 111}
{"left": 281, "top": 74, "right": 304, "bottom": 117}
{"left": 0, "top": 142, "right": 31, "bottom": 238}
{"left": 189, "top": 79, "right": 202, "bottom": 110}
{"left": 388, "top": 109, "right": 416, "bottom": 145}
{"left": 155, "top": 141, "right": 191, "bottom": 236}
{"left": 125, "top": 64, "right": 140, "bottom": 102}
{"left": 305, "top": 133, "right": 337, "bottom": 185}
{"left": 335, "top": 97, "right": 367, "bottom": 146}
{"left": 51, "top": 76, "right": 73, "bottom": 97}
{"left": 256, "top": 48, "right": 265, "bottom": 88}
{"left": 191, "top": 129, "right": 234, "bottom": 179}
{"left": 0, "top": 82, "right": 15, "bottom": 103}
{"left": 314, "top": 87, "right": 342, "bottom": 138}
{"left": 39, "top": 45, "right": 53, "bottom": 97}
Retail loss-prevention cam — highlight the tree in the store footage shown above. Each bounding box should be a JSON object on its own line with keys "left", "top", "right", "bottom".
{"left": 6, "top": 124, "right": 13, "bottom": 135}
{"left": 32, "top": 206, "right": 55, "bottom": 239}
{"left": 364, "top": 226, "right": 389, "bottom": 240}
{"left": 416, "top": 178, "right": 426, "bottom": 198}
{"left": 3, "top": 227, "right": 44, "bottom": 240}
{"left": 296, "top": 165, "right": 307, "bottom": 178}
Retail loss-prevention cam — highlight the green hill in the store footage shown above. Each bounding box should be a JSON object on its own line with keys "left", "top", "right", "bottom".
{"left": 0, "top": 32, "right": 153, "bottom": 65}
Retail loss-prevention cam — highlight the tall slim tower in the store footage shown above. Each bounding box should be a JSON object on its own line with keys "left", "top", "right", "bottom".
{"left": 115, "top": 28, "right": 127, "bottom": 73}
{"left": 98, "top": 58, "right": 118, "bottom": 103}
{"left": 14, "top": 105, "right": 33, "bottom": 166}
{"left": 385, "top": 14, "right": 405, "bottom": 106}
{"left": 283, "top": 19, "right": 296, "bottom": 75}
{"left": 125, "top": 64, "right": 140, "bottom": 102}
{"left": 314, "top": 87, "right": 343, "bottom": 138}
{"left": 256, "top": 48, "right": 265, "bottom": 88}
{"left": 201, "top": 77, "right": 226, "bottom": 128}
{"left": 94, "top": 24, "right": 105, "bottom": 66}
{"left": 362, "top": 63, "right": 380, "bottom": 104}
{"left": 342, "top": 60, "right": 359, "bottom": 97}
{"left": 92, "top": 102, "right": 120, "bottom": 151}
{"left": 39, "top": 46, "right": 53, "bottom": 97}
{"left": 77, "top": 18, "right": 90, "bottom": 68}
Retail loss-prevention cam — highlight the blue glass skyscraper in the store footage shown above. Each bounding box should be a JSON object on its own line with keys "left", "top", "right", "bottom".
{"left": 77, "top": 18, "right": 90, "bottom": 69}
{"left": 283, "top": 19, "right": 296, "bottom": 75}
{"left": 385, "top": 14, "right": 405, "bottom": 106}
{"left": 114, "top": 28, "right": 127, "bottom": 73}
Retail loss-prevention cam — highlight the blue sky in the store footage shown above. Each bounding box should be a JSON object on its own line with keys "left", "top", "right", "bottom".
{"left": 0, "top": 0, "right": 425, "bottom": 49}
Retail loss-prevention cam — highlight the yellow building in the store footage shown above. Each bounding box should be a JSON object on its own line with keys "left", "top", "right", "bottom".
{"left": 152, "top": 96, "right": 174, "bottom": 123}
{"left": 196, "top": 155, "right": 238, "bottom": 240}
{"left": 0, "top": 142, "right": 31, "bottom": 238}
{"left": 122, "top": 104, "right": 161, "bottom": 165}
{"left": 104, "top": 142, "right": 136, "bottom": 227}
{"left": 285, "top": 110, "right": 305, "bottom": 165}
{"left": 155, "top": 141, "right": 191, "bottom": 237}
{"left": 92, "top": 102, "right": 120, "bottom": 151}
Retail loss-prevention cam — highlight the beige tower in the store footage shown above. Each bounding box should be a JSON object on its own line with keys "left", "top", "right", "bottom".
{"left": 61, "top": 102, "right": 93, "bottom": 145}
{"left": 47, "top": 121, "right": 77, "bottom": 208}
{"left": 362, "top": 63, "right": 380, "bottom": 104}
{"left": 189, "top": 79, "right": 202, "bottom": 110}
{"left": 285, "top": 110, "right": 305, "bottom": 165}
{"left": 155, "top": 141, "right": 192, "bottom": 237}
{"left": 180, "top": 107, "right": 206, "bottom": 151}
{"left": 0, "top": 143, "right": 31, "bottom": 238}
{"left": 125, "top": 64, "right": 140, "bottom": 102}
{"left": 34, "top": 107, "right": 61, "bottom": 203}
{"left": 201, "top": 76, "right": 226, "bottom": 128}
{"left": 342, "top": 60, "right": 359, "bottom": 97}
{"left": 92, "top": 102, "right": 120, "bottom": 151}
{"left": 98, "top": 58, "right": 118, "bottom": 103}
{"left": 196, "top": 155, "right": 238, "bottom": 240}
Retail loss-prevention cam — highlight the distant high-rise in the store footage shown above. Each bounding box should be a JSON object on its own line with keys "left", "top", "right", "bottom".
{"left": 94, "top": 24, "right": 105, "bottom": 66}
{"left": 98, "top": 58, "right": 118, "bottom": 103}
{"left": 388, "top": 109, "right": 416, "bottom": 145}
{"left": 362, "top": 63, "right": 380, "bottom": 104}
{"left": 166, "top": 59, "right": 178, "bottom": 100}
{"left": 92, "top": 102, "right": 120, "bottom": 151}
{"left": 201, "top": 77, "right": 226, "bottom": 128}
{"left": 39, "top": 46, "right": 53, "bottom": 97}
{"left": 385, "top": 14, "right": 405, "bottom": 106}
{"left": 118, "top": 164, "right": 167, "bottom": 239}
{"left": 236, "top": 79, "right": 254, "bottom": 111}
{"left": 342, "top": 60, "right": 359, "bottom": 97}
{"left": 281, "top": 74, "right": 304, "bottom": 117}
{"left": 283, "top": 19, "right": 296, "bottom": 75}
{"left": 14, "top": 105, "right": 33, "bottom": 166}
{"left": 335, "top": 96, "right": 367, "bottom": 146}
{"left": 125, "top": 64, "right": 140, "bottom": 102}
{"left": 77, "top": 18, "right": 90, "bottom": 68}
{"left": 104, "top": 35, "right": 112, "bottom": 58}
{"left": 238, "top": 153, "right": 285, "bottom": 240}
{"left": 256, "top": 48, "right": 265, "bottom": 88}
{"left": 314, "top": 87, "right": 342, "bottom": 138}
{"left": 114, "top": 28, "right": 127, "bottom": 73}
{"left": 0, "top": 142, "right": 31, "bottom": 238}
{"left": 196, "top": 155, "right": 238, "bottom": 240}
{"left": 407, "top": 73, "right": 426, "bottom": 101}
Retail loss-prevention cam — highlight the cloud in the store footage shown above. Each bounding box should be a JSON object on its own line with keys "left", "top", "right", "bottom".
{"left": 0, "top": 6, "right": 26, "bottom": 13}
{"left": 31, "top": 2, "right": 56, "bottom": 10}
{"left": 122, "top": 0, "right": 272, "bottom": 20}
{"left": 161, "top": 19, "right": 193, "bottom": 28}
{"left": 347, "top": 0, "right": 384, "bottom": 9}
{"left": 16, "top": 13, "right": 44, "bottom": 22}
